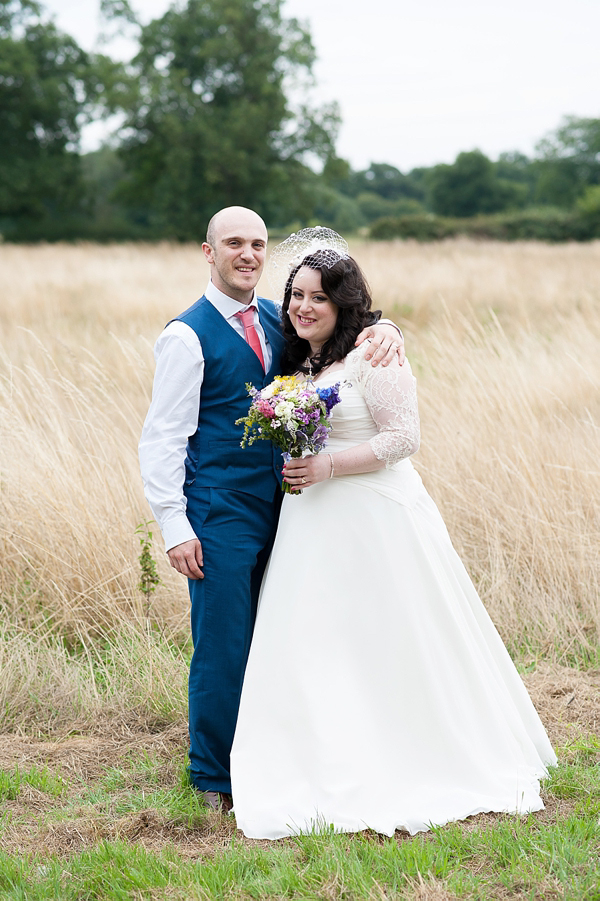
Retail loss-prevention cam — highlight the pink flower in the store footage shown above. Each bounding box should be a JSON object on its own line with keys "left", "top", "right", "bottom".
{"left": 255, "top": 398, "right": 275, "bottom": 419}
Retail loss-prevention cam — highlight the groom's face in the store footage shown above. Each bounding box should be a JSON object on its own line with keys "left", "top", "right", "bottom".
{"left": 203, "top": 211, "right": 268, "bottom": 303}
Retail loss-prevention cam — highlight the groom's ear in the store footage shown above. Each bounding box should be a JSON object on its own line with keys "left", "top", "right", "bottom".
{"left": 202, "top": 242, "right": 215, "bottom": 264}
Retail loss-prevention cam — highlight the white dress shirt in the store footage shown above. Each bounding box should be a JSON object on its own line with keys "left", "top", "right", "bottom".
{"left": 139, "top": 280, "right": 400, "bottom": 552}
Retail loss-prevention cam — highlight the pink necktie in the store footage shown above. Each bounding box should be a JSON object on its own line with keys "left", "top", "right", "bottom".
{"left": 235, "top": 308, "right": 265, "bottom": 371}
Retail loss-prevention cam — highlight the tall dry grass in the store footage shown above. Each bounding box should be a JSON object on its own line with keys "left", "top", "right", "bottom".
{"left": 1, "top": 239, "right": 599, "bottom": 733}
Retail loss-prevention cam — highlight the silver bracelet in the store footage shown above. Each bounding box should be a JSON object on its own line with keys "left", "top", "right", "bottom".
{"left": 328, "top": 453, "right": 335, "bottom": 479}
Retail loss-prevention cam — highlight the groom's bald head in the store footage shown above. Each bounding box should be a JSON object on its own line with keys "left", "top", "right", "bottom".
{"left": 206, "top": 206, "right": 267, "bottom": 248}
{"left": 202, "top": 206, "right": 268, "bottom": 303}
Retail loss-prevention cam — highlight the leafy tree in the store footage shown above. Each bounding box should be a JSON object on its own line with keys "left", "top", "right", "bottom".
{"left": 495, "top": 151, "right": 535, "bottom": 206}
{"left": 534, "top": 116, "right": 600, "bottom": 207}
{"left": 533, "top": 159, "right": 580, "bottom": 208}
{"left": 108, "top": 0, "right": 339, "bottom": 237}
{"left": 427, "top": 150, "right": 524, "bottom": 217}
{"left": 353, "top": 163, "right": 424, "bottom": 202}
{"left": 290, "top": 157, "right": 425, "bottom": 230}
{"left": 0, "top": 0, "right": 127, "bottom": 238}
{"left": 405, "top": 167, "right": 429, "bottom": 203}
{"left": 79, "top": 144, "right": 146, "bottom": 238}
{"left": 311, "top": 183, "right": 364, "bottom": 234}
{"left": 320, "top": 155, "right": 353, "bottom": 194}
{"left": 354, "top": 192, "right": 423, "bottom": 223}
{"left": 576, "top": 184, "right": 600, "bottom": 236}
{"left": 0, "top": 0, "right": 85, "bottom": 234}
{"left": 329, "top": 162, "right": 425, "bottom": 205}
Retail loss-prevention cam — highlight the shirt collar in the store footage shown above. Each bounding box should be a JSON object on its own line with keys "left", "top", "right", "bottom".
{"left": 205, "top": 279, "right": 258, "bottom": 321}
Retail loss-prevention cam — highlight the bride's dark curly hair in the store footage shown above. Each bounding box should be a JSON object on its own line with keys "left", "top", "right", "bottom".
{"left": 280, "top": 251, "right": 381, "bottom": 376}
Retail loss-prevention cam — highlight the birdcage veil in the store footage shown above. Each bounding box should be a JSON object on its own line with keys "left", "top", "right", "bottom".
{"left": 266, "top": 226, "right": 350, "bottom": 300}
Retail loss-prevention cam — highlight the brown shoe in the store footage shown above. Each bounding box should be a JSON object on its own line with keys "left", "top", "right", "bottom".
{"left": 197, "top": 790, "right": 233, "bottom": 814}
{"left": 198, "top": 790, "right": 222, "bottom": 811}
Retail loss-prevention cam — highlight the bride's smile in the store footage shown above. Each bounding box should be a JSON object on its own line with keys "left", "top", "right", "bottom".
{"left": 288, "top": 266, "right": 338, "bottom": 354}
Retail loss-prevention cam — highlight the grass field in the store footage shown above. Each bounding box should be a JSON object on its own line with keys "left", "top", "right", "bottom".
{"left": 0, "top": 239, "right": 599, "bottom": 899}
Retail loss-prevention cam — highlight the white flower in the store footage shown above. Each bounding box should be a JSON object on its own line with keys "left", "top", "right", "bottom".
{"left": 274, "top": 401, "right": 294, "bottom": 420}
{"left": 261, "top": 384, "right": 276, "bottom": 399}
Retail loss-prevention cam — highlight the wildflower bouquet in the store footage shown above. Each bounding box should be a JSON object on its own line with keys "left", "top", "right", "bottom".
{"left": 236, "top": 375, "right": 342, "bottom": 493}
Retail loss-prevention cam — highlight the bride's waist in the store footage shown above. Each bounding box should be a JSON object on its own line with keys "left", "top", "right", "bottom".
{"left": 325, "top": 435, "right": 376, "bottom": 452}
{"left": 325, "top": 435, "right": 410, "bottom": 463}
{"left": 324, "top": 438, "right": 423, "bottom": 505}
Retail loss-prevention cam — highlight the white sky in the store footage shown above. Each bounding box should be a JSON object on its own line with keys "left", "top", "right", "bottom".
{"left": 43, "top": 0, "right": 600, "bottom": 171}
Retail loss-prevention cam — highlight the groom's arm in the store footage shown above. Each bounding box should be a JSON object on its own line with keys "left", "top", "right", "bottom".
{"left": 139, "top": 321, "right": 205, "bottom": 578}
{"left": 272, "top": 296, "right": 403, "bottom": 366}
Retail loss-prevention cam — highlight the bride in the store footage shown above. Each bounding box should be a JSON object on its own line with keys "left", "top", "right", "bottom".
{"left": 229, "top": 228, "right": 556, "bottom": 839}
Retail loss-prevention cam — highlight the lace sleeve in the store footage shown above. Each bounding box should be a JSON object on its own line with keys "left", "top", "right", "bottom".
{"left": 346, "top": 345, "right": 420, "bottom": 467}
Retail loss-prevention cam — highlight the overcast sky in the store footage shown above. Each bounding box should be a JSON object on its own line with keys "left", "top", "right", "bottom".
{"left": 43, "top": 0, "right": 600, "bottom": 171}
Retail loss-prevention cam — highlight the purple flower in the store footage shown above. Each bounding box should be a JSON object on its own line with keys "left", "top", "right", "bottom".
{"left": 312, "top": 424, "right": 329, "bottom": 448}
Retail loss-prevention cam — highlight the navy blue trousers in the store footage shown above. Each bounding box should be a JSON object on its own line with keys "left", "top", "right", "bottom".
{"left": 185, "top": 487, "right": 280, "bottom": 793}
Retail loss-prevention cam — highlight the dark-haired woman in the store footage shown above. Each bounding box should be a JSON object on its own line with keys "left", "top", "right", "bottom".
{"left": 230, "top": 233, "right": 556, "bottom": 839}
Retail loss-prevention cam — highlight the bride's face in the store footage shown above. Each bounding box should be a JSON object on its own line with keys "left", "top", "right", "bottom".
{"left": 289, "top": 267, "right": 339, "bottom": 353}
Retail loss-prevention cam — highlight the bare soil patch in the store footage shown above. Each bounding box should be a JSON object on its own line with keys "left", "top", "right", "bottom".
{"left": 524, "top": 662, "right": 600, "bottom": 747}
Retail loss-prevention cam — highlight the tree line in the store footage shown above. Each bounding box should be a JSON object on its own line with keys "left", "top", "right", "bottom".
{"left": 1, "top": 0, "right": 599, "bottom": 242}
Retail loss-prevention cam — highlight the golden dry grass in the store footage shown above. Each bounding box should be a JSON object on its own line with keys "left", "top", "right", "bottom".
{"left": 0, "top": 238, "right": 599, "bottom": 733}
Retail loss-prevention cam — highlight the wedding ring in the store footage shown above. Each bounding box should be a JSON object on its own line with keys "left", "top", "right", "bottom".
{"left": 301, "top": 477, "right": 307, "bottom": 484}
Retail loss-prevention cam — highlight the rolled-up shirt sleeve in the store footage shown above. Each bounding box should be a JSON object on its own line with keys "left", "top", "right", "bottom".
{"left": 139, "top": 321, "right": 204, "bottom": 552}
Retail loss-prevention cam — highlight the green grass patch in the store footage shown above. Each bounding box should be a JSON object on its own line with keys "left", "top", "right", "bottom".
{"left": 2, "top": 744, "right": 599, "bottom": 899}
{"left": 71, "top": 784, "right": 213, "bottom": 829}
{"left": 1, "top": 806, "right": 600, "bottom": 900}
{"left": 49, "top": 754, "right": 212, "bottom": 830}
{"left": 544, "top": 761, "right": 600, "bottom": 802}
{"left": 0, "top": 766, "right": 67, "bottom": 801}
{"left": 507, "top": 637, "right": 600, "bottom": 672}
{"left": 93, "top": 750, "right": 171, "bottom": 794}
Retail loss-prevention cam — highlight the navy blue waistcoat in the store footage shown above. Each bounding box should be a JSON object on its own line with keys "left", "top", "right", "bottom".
{"left": 174, "top": 296, "right": 285, "bottom": 501}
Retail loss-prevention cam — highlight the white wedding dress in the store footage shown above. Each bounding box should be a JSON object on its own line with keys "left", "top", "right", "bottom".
{"left": 230, "top": 343, "right": 556, "bottom": 839}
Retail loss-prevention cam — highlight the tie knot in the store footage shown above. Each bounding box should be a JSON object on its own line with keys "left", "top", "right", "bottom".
{"left": 236, "top": 308, "right": 255, "bottom": 328}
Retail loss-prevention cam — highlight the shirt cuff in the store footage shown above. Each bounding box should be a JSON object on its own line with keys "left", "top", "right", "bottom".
{"left": 162, "top": 516, "right": 198, "bottom": 553}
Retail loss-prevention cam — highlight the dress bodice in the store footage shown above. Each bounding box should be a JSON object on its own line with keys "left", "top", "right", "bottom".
{"left": 309, "top": 343, "right": 424, "bottom": 506}
{"left": 321, "top": 370, "right": 382, "bottom": 446}
{"left": 314, "top": 344, "right": 420, "bottom": 464}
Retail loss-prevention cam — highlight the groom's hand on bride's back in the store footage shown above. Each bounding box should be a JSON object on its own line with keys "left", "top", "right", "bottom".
{"left": 167, "top": 538, "right": 204, "bottom": 580}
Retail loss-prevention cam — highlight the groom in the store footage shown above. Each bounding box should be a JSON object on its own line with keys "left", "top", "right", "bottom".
{"left": 139, "top": 206, "right": 404, "bottom": 811}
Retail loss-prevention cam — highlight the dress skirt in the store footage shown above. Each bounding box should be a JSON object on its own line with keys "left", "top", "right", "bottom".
{"left": 230, "top": 459, "right": 556, "bottom": 839}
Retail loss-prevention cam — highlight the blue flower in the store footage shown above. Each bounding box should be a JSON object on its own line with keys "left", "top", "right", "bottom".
{"left": 316, "top": 382, "right": 342, "bottom": 415}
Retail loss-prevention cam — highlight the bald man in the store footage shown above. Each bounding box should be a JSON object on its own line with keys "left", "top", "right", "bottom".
{"left": 139, "top": 207, "right": 404, "bottom": 811}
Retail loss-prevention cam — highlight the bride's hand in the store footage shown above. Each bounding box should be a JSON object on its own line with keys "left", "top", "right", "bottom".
{"left": 283, "top": 454, "right": 331, "bottom": 490}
